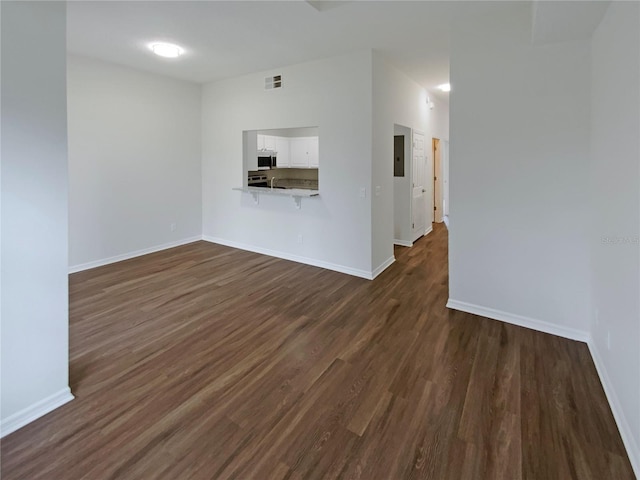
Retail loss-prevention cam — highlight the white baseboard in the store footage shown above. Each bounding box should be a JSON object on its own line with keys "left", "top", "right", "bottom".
{"left": 588, "top": 341, "right": 640, "bottom": 478}
{"left": 202, "top": 235, "right": 375, "bottom": 280}
{"left": 445, "top": 299, "right": 589, "bottom": 342}
{"left": 69, "top": 236, "right": 203, "bottom": 273}
{"left": 395, "top": 229, "right": 430, "bottom": 248}
{"left": 371, "top": 256, "right": 395, "bottom": 279}
{"left": 412, "top": 226, "right": 432, "bottom": 244}
{"left": 1, "top": 387, "right": 74, "bottom": 438}
{"left": 394, "top": 239, "right": 413, "bottom": 247}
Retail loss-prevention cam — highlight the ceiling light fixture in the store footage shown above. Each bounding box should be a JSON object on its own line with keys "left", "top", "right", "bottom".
{"left": 438, "top": 83, "right": 451, "bottom": 92}
{"left": 149, "top": 42, "right": 184, "bottom": 58}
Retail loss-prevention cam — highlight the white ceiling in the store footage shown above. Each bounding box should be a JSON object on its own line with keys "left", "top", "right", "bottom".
{"left": 532, "top": 1, "right": 610, "bottom": 45}
{"left": 67, "top": 1, "right": 525, "bottom": 101}
{"left": 67, "top": 1, "right": 610, "bottom": 101}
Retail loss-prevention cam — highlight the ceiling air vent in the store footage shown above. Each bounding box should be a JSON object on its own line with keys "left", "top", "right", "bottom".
{"left": 264, "top": 75, "right": 282, "bottom": 90}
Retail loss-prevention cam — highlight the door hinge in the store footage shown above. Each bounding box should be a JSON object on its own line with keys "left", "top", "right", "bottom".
{"left": 434, "top": 206, "right": 437, "bottom": 211}
{"left": 412, "top": 223, "right": 415, "bottom": 229}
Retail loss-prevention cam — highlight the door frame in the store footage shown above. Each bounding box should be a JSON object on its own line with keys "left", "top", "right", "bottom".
{"left": 433, "top": 137, "right": 443, "bottom": 223}
{"left": 411, "top": 129, "right": 427, "bottom": 242}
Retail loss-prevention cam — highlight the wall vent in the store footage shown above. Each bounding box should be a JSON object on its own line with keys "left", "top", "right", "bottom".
{"left": 264, "top": 75, "right": 282, "bottom": 90}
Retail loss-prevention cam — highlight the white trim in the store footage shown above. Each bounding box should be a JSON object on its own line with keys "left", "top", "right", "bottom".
{"left": 443, "top": 215, "right": 450, "bottom": 229}
{"left": 394, "top": 239, "right": 413, "bottom": 247}
{"left": 371, "top": 256, "right": 395, "bottom": 279}
{"left": 445, "top": 299, "right": 589, "bottom": 342}
{"left": 588, "top": 340, "right": 640, "bottom": 478}
{"left": 412, "top": 225, "right": 433, "bottom": 243}
{"left": 203, "top": 235, "right": 374, "bottom": 280}
{"left": 1, "top": 387, "right": 74, "bottom": 438}
{"left": 68, "top": 236, "right": 203, "bottom": 273}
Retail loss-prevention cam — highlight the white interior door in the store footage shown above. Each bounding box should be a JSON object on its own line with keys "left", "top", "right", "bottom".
{"left": 412, "top": 131, "right": 426, "bottom": 241}
{"left": 433, "top": 138, "right": 443, "bottom": 223}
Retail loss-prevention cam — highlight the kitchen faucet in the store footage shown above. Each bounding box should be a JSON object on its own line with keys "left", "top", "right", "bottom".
{"left": 271, "top": 177, "right": 277, "bottom": 190}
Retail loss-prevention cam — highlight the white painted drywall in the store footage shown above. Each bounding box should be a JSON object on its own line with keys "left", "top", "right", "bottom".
{"left": 1, "top": 1, "right": 72, "bottom": 427}
{"left": 430, "top": 96, "right": 450, "bottom": 144}
{"left": 590, "top": 2, "right": 640, "bottom": 472}
{"left": 67, "top": 55, "right": 202, "bottom": 270}
{"left": 202, "top": 50, "right": 373, "bottom": 276}
{"left": 448, "top": 4, "right": 591, "bottom": 335}
{"left": 372, "top": 53, "right": 430, "bottom": 264}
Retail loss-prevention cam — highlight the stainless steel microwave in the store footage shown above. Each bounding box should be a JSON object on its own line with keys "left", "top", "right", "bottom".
{"left": 257, "top": 151, "right": 276, "bottom": 170}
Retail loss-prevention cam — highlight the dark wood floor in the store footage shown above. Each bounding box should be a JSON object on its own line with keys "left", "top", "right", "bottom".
{"left": 1, "top": 224, "right": 634, "bottom": 479}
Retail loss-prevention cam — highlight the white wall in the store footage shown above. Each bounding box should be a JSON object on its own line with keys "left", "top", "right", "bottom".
{"left": 202, "top": 51, "right": 374, "bottom": 277}
{"left": 430, "top": 96, "right": 449, "bottom": 143}
{"left": 67, "top": 55, "right": 202, "bottom": 270}
{"left": 448, "top": 4, "right": 592, "bottom": 339}
{"left": 442, "top": 139, "right": 450, "bottom": 217}
{"left": 1, "top": 1, "right": 73, "bottom": 434}
{"left": 372, "top": 53, "right": 429, "bottom": 263}
{"left": 589, "top": 2, "right": 640, "bottom": 473}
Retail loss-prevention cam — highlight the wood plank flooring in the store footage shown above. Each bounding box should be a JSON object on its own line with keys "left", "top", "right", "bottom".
{"left": 1, "top": 224, "right": 634, "bottom": 479}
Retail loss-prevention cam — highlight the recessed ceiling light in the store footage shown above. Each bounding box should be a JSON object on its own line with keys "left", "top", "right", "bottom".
{"left": 438, "top": 83, "right": 451, "bottom": 92}
{"left": 149, "top": 42, "right": 184, "bottom": 58}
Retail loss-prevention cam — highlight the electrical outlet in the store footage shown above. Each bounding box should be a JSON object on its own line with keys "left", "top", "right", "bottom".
{"left": 170, "top": 223, "right": 177, "bottom": 232}
{"left": 359, "top": 187, "right": 366, "bottom": 199}
{"left": 607, "top": 330, "right": 611, "bottom": 350}
{"left": 375, "top": 186, "right": 381, "bottom": 196}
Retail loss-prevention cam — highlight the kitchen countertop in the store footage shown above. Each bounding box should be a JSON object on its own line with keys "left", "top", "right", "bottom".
{"left": 233, "top": 186, "right": 320, "bottom": 197}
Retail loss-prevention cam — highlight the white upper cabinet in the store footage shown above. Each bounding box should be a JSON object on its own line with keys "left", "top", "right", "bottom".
{"left": 257, "top": 134, "right": 276, "bottom": 151}
{"left": 275, "top": 136, "right": 290, "bottom": 167}
{"left": 308, "top": 137, "right": 319, "bottom": 167}
{"left": 289, "top": 137, "right": 309, "bottom": 167}
{"left": 264, "top": 135, "right": 276, "bottom": 151}
{"left": 289, "top": 136, "right": 319, "bottom": 168}
{"left": 254, "top": 131, "right": 319, "bottom": 169}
